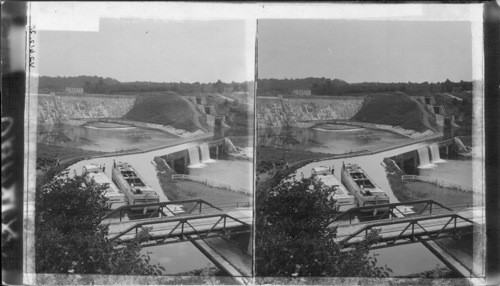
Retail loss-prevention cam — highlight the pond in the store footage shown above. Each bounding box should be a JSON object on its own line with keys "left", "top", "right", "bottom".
{"left": 37, "top": 122, "right": 179, "bottom": 152}
{"left": 258, "top": 124, "right": 409, "bottom": 155}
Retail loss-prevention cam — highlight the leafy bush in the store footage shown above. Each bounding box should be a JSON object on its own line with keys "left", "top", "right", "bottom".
{"left": 36, "top": 171, "right": 164, "bottom": 275}
{"left": 256, "top": 169, "right": 392, "bottom": 277}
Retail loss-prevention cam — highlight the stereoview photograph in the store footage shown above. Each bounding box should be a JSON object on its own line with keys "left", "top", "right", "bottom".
{"left": 255, "top": 18, "right": 485, "bottom": 283}
{"left": 29, "top": 4, "right": 254, "bottom": 284}
{"left": 2, "top": 2, "right": 493, "bottom": 286}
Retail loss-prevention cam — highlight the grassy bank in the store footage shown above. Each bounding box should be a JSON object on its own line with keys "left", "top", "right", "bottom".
{"left": 384, "top": 158, "right": 474, "bottom": 211}
{"left": 36, "top": 144, "right": 108, "bottom": 189}
{"left": 257, "top": 146, "right": 330, "bottom": 165}
{"left": 37, "top": 143, "right": 106, "bottom": 161}
{"left": 36, "top": 158, "right": 82, "bottom": 190}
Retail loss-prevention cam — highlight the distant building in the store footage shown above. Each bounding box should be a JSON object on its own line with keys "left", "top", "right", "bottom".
{"left": 292, "top": 89, "right": 311, "bottom": 96}
{"left": 64, "top": 86, "right": 84, "bottom": 94}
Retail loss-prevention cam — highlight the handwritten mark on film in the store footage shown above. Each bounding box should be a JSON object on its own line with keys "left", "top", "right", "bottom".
{"left": 29, "top": 25, "right": 36, "bottom": 69}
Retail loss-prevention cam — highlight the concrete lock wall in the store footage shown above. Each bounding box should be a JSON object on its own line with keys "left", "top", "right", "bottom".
{"left": 206, "top": 114, "right": 216, "bottom": 127}
{"left": 256, "top": 97, "right": 365, "bottom": 129}
{"left": 389, "top": 150, "right": 420, "bottom": 175}
{"left": 388, "top": 139, "right": 459, "bottom": 174}
{"left": 37, "top": 94, "right": 137, "bottom": 126}
{"left": 159, "top": 139, "right": 228, "bottom": 173}
{"left": 161, "top": 150, "right": 189, "bottom": 174}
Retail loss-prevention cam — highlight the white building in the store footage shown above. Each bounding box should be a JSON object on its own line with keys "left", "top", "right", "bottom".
{"left": 292, "top": 89, "right": 311, "bottom": 96}
{"left": 64, "top": 86, "right": 84, "bottom": 94}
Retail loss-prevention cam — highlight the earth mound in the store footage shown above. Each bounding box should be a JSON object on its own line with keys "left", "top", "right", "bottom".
{"left": 124, "top": 92, "right": 209, "bottom": 132}
{"left": 352, "top": 93, "right": 429, "bottom": 133}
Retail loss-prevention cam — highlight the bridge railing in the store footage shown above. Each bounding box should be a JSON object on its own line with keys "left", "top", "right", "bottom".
{"left": 329, "top": 199, "right": 453, "bottom": 225}
{"left": 339, "top": 213, "right": 475, "bottom": 248}
{"left": 171, "top": 174, "right": 251, "bottom": 196}
{"left": 402, "top": 175, "right": 475, "bottom": 193}
{"left": 109, "top": 213, "right": 250, "bottom": 244}
{"left": 100, "top": 199, "right": 223, "bottom": 222}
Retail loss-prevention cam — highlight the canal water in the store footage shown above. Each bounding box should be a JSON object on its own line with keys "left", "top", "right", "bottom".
{"left": 258, "top": 125, "right": 409, "bottom": 155}
{"left": 144, "top": 243, "right": 216, "bottom": 275}
{"left": 418, "top": 159, "right": 473, "bottom": 189}
{"left": 188, "top": 159, "right": 253, "bottom": 193}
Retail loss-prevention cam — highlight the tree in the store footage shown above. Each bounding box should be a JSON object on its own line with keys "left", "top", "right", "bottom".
{"left": 36, "top": 171, "right": 164, "bottom": 275}
{"left": 214, "top": 79, "right": 224, "bottom": 93}
{"left": 256, "top": 170, "right": 392, "bottom": 277}
{"left": 443, "top": 79, "right": 453, "bottom": 93}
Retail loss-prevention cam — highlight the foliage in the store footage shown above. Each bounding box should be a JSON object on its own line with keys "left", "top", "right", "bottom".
{"left": 256, "top": 169, "right": 392, "bottom": 277}
{"left": 36, "top": 171, "right": 164, "bottom": 275}
{"left": 38, "top": 75, "right": 250, "bottom": 95}
{"left": 257, "top": 77, "right": 472, "bottom": 97}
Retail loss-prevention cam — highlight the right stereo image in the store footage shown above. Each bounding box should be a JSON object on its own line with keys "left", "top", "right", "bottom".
{"left": 255, "top": 18, "right": 485, "bottom": 283}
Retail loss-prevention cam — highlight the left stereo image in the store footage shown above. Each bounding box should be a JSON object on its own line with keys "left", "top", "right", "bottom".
{"left": 15, "top": 2, "right": 256, "bottom": 285}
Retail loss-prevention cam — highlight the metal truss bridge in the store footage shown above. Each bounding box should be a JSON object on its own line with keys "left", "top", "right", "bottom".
{"left": 329, "top": 200, "right": 483, "bottom": 251}
{"left": 100, "top": 199, "right": 252, "bottom": 246}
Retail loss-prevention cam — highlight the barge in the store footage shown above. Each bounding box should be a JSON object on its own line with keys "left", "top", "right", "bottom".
{"left": 112, "top": 161, "right": 160, "bottom": 210}
{"left": 341, "top": 162, "right": 390, "bottom": 212}
{"left": 82, "top": 164, "right": 128, "bottom": 210}
{"left": 312, "top": 166, "right": 357, "bottom": 212}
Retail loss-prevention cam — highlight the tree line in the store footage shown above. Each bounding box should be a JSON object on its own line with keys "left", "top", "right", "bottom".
{"left": 38, "top": 76, "right": 251, "bottom": 95}
{"left": 257, "top": 77, "right": 473, "bottom": 97}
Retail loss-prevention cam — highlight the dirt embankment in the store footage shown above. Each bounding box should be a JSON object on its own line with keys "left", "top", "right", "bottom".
{"left": 124, "top": 92, "right": 209, "bottom": 132}
{"left": 352, "top": 93, "right": 430, "bottom": 133}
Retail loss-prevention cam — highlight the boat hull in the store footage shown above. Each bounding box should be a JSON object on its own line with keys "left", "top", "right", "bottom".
{"left": 112, "top": 162, "right": 160, "bottom": 211}
{"left": 341, "top": 163, "right": 390, "bottom": 212}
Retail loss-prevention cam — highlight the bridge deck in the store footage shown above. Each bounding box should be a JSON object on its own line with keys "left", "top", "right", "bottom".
{"left": 106, "top": 209, "right": 252, "bottom": 242}
{"left": 333, "top": 208, "right": 482, "bottom": 246}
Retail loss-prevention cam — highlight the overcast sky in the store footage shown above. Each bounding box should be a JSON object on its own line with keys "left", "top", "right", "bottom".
{"left": 258, "top": 20, "right": 473, "bottom": 83}
{"left": 37, "top": 18, "right": 253, "bottom": 83}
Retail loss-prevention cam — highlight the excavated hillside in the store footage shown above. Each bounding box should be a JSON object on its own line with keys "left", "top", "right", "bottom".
{"left": 124, "top": 92, "right": 209, "bottom": 132}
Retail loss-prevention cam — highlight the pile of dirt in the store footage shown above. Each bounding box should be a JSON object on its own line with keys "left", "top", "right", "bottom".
{"left": 352, "top": 93, "right": 428, "bottom": 132}
{"left": 124, "top": 92, "right": 209, "bottom": 132}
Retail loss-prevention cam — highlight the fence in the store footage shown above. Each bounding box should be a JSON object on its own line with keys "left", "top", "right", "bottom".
{"left": 401, "top": 175, "right": 477, "bottom": 194}
{"left": 172, "top": 174, "right": 251, "bottom": 196}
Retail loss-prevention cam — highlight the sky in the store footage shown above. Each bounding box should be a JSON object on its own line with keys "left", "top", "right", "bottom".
{"left": 258, "top": 20, "right": 473, "bottom": 83}
{"left": 31, "top": 3, "right": 480, "bottom": 84}
{"left": 37, "top": 18, "right": 253, "bottom": 83}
